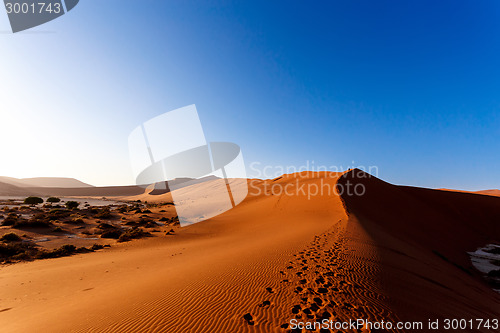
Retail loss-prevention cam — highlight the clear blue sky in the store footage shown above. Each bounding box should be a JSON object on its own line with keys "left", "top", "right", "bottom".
{"left": 1, "top": 0, "right": 499, "bottom": 189}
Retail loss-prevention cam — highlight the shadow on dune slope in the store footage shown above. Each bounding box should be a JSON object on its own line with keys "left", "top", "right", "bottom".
{"left": 337, "top": 169, "right": 500, "bottom": 331}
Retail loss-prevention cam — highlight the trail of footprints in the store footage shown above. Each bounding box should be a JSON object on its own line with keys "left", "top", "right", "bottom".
{"left": 281, "top": 222, "right": 365, "bottom": 332}
{"left": 244, "top": 220, "right": 393, "bottom": 332}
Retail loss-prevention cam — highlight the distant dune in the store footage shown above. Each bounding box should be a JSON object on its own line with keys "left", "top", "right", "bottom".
{"left": 0, "top": 176, "right": 221, "bottom": 198}
{"left": 0, "top": 171, "right": 499, "bottom": 332}
{"left": 475, "top": 189, "right": 500, "bottom": 197}
{"left": 0, "top": 176, "right": 93, "bottom": 188}
{"left": 0, "top": 181, "right": 39, "bottom": 196}
{"left": 439, "top": 187, "right": 500, "bottom": 197}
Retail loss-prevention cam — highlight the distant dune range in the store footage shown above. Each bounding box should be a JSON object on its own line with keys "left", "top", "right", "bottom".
{"left": 0, "top": 176, "right": 93, "bottom": 188}
{"left": 0, "top": 176, "right": 223, "bottom": 198}
{"left": 0, "top": 171, "right": 499, "bottom": 332}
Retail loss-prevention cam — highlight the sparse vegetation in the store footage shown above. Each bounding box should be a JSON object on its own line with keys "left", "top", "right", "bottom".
{"left": 65, "top": 201, "right": 80, "bottom": 210}
{"left": 2, "top": 213, "right": 19, "bottom": 226}
{"left": 100, "top": 230, "right": 123, "bottom": 239}
{"left": 0, "top": 199, "right": 178, "bottom": 264}
{"left": 36, "top": 245, "right": 79, "bottom": 259}
{"left": 48, "top": 208, "right": 70, "bottom": 221}
{"left": 0, "top": 241, "right": 38, "bottom": 261}
{"left": 24, "top": 196, "right": 44, "bottom": 205}
{"left": 13, "top": 213, "right": 52, "bottom": 229}
{"left": 0, "top": 233, "right": 22, "bottom": 242}
{"left": 91, "top": 244, "right": 104, "bottom": 251}
{"left": 95, "top": 207, "right": 112, "bottom": 219}
{"left": 53, "top": 226, "right": 64, "bottom": 233}
{"left": 118, "top": 227, "right": 150, "bottom": 242}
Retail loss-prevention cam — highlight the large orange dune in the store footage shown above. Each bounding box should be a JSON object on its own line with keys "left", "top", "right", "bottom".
{"left": 0, "top": 171, "right": 499, "bottom": 332}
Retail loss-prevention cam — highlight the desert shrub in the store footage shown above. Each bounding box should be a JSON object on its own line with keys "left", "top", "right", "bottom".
{"left": 47, "top": 208, "right": 70, "bottom": 221}
{"left": 88, "top": 208, "right": 98, "bottom": 214}
{"left": 47, "top": 197, "right": 61, "bottom": 203}
{"left": 97, "top": 222, "right": 115, "bottom": 230}
{"left": 2, "top": 213, "right": 19, "bottom": 226}
{"left": 53, "top": 226, "right": 64, "bottom": 233}
{"left": 100, "top": 230, "right": 123, "bottom": 239}
{"left": 64, "top": 217, "right": 85, "bottom": 224}
{"left": 1, "top": 233, "right": 22, "bottom": 242}
{"left": 142, "top": 209, "right": 152, "bottom": 214}
{"left": 140, "top": 219, "right": 157, "bottom": 228}
{"left": 117, "top": 206, "right": 127, "bottom": 213}
{"left": 65, "top": 201, "right": 80, "bottom": 210}
{"left": 118, "top": 227, "right": 150, "bottom": 242}
{"left": 14, "top": 213, "right": 52, "bottom": 229}
{"left": 95, "top": 207, "right": 112, "bottom": 219}
{"left": 0, "top": 242, "right": 37, "bottom": 261}
{"left": 131, "top": 208, "right": 142, "bottom": 214}
{"left": 24, "top": 197, "right": 44, "bottom": 205}
{"left": 160, "top": 216, "right": 180, "bottom": 226}
{"left": 91, "top": 244, "right": 104, "bottom": 251}
{"left": 76, "top": 247, "right": 92, "bottom": 253}
{"left": 36, "top": 244, "right": 77, "bottom": 259}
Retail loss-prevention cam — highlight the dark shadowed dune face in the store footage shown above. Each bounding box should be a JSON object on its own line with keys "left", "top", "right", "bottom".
{"left": 337, "top": 169, "right": 500, "bottom": 330}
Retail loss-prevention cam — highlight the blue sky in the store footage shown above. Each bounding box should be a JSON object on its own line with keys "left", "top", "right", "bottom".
{"left": 1, "top": 0, "right": 500, "bottom": 189}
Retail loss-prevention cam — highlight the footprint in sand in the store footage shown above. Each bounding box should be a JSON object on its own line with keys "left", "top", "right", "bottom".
{"left": 258, "top": 300, "right": 271, "bottom": 308}
{"left": 313, "top": 297, "right": 323, "bottom": 305}
{"left": 243, "top": 313, "right": 254, "bottom": 325}
{"left": 317, "top": 287, "right": 328, "bottom": 294}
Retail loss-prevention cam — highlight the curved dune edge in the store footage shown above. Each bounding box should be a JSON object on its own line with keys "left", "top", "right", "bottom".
{"left": 0, "top": 171, "right": 498, "bottom": 332}
{"left": 338, "top": 169, "right": 500, "bottom": 332}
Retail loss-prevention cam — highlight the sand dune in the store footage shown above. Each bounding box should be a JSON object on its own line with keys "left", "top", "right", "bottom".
{"left": 338, "top": 169, "right": 500, "bottom": 330}
{"left": 1, "top": 171, "right": 499, "bottom": 332}
{"left": 0, "top": 176, "right": 221, "bottom": 199}
{"left": 475, "top": 189, "right": 500, "bottom": 197}
{"left": 0, "top": 181, "right": 40, "bottom": 196}
{"left": 0, "top": 177, "right": 93, "bottom": 188}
